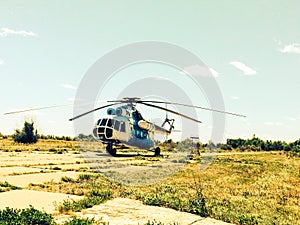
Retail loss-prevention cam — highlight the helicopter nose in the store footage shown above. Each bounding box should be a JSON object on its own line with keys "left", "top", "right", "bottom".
{"left": 93, "top": 126, "right": 113, "bottom": 140}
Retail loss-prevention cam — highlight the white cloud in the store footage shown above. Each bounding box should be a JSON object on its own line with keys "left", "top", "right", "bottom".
{"left": 240, "top": 118, "right": 251, "bottom": 126}
{"left": 230, "top": 96, "right": 240, "bottom": 100}
{"left": 67, "top": 98, "right": 76, "bottom": 102}
{"left": 181, "top": 64, "right": 218, "bottom": 78}
{"left": 0, "top": 27, "right": 38, "bottom": 37}
{"left": 287, "top": 117, "right": 297, "bottom": 121}
{"left": 273, "top": 38, "right": 282, "bottom": 45}
{"left": 24, "top": 110, "right": 43, "bottom": 116}
{"left": 264, "top": 121, "right": 283, "bottom": 126}
{"left": 264, "top": 122, "right": 273, "bottom": 126}
{"left": 279, "top": 43, "right": 300, "bottom": 54}
{"left": 287, "top": 114, "right": 300, "bottom": 121}
{"left": 61, "top": 84, "right": 76, "bottom": 90}
{"left": 0, "top": 58, "right": 3, "bottom": 65}
{"left": 229, "top": 61, "right": 257, "bottom": 75}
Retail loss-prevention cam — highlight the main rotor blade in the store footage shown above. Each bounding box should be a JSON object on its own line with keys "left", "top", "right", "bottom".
{"left": 107, "top": 97, "right": 141, "bottom": 104}
{"left": 4, "top": 100, "right": 108, "bottom": 116}
{"left": 4, "top": 104, "right": 73, "bottom": 115}
{"left": 139, "top": 102, "right": 202, "bottom": 123}
{"left": 140, "top": 100, "right": 246, "bottom": 118}
{"left": 69, "top": 103, "right": 120, "bottom": 121}
{"left": 107, "top": 100, "right": 124, "bottom": 103}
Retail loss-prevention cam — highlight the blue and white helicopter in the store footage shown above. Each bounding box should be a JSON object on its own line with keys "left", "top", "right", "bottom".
{"left": 69, "top": 97, "right": 245, "bottom": 156}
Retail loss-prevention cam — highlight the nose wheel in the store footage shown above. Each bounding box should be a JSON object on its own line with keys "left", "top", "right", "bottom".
{"left": 106, "top": 143, "right": 117, "bottom": 156}
{"left": 154, "top": 147, "right": 161, "bottom": 156}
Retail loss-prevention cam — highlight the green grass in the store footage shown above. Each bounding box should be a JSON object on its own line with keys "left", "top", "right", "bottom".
{"left": 57, "top": 190, "right": 112, "bottom": 213}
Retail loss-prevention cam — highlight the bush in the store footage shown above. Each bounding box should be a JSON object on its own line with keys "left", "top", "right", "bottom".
{"left": 0, "top": 206, "right": 54, "bottom": 225}
{"left": 12, "top": 121, "right": 38, "bottom": 144}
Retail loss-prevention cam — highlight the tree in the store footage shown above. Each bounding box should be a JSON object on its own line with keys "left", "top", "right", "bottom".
{"left": 12, "top": 121, "right": 38, "bottom": 144}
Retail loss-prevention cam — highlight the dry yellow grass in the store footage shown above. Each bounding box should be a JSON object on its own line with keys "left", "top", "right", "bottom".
{"left": 26, "top": 150, "right": 300, "bottom": 224}
{"left": 1, "top": 138, "right": 299, "bottom": 224}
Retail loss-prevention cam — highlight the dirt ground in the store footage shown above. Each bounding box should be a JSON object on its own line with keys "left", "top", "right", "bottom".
{"left": 0, "top": 190, "right": 83, "bottom": 213}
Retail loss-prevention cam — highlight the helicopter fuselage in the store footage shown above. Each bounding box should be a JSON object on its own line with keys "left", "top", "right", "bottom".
{"left": 92, "top": 106, "right": 166, "bottom": 152}
{"left": 93, "top": 116, "right": 155, "bottom": 150}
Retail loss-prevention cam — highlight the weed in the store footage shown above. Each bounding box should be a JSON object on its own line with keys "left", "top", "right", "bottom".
{"left": 187, "top": 178, "right": 208, "bottom": 217}
{"left": 58, "top": 190, "right": 112, "bottom": 213}
{"left": 78, "top": 173, "right": 93, "bottom": 180}
{"left": 61, "top": 176, "right": 74, "bottom": 183}
{"left": 145, "top": 221, "right": 179, "bottom": 225}
{"left": 63, "top": 216, "right": 95, "bottom": 225}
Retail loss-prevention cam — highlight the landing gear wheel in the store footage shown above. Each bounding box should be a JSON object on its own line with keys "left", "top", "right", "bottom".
{"left": 154, "top": 147, "right": 161, "bottom": 156}
{"left": 106, "top": 144, "right": 117, "bottom": 156}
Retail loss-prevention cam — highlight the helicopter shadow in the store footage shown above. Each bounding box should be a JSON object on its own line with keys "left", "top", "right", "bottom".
{"left": 95, "top": 152, "right": 162, "bottom": 158}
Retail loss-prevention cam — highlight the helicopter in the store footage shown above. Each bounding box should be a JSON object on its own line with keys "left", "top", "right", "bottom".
{"left": 69, "top": 97, "right": 246, "bottom": 156}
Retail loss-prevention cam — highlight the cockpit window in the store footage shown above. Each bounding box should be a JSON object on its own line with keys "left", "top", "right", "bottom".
{"left": 100, "top": 119, "right": 107, "bottom": 126}
{"left": 107, "top": 119, "right": 113, "bottom": 127}
{"left": 114, "top": 120, "right": 120, "bottom": 130}
{"left": 120, "top": 122, "right": 126, "bottom": 132}
{"left": 97, "top": 119, "right": 102, "bottom": 125}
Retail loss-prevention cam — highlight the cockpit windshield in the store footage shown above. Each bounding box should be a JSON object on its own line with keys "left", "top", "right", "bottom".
{"left": 100, "top": 119, "right": 107, "bottom": 126}
{"left": 96, "top": 118, "right": 125, "bottom": 133}
{"left": 107, "top": 119, "right": 113, "bottom": 127}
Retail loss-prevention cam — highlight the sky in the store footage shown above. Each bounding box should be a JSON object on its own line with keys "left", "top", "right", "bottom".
{"left": 0, "top": 0, "right": 300, "bottom": 142}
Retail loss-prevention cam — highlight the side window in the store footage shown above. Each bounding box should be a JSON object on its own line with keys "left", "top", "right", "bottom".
{"left": 143, "top": 131, "right": 148, "bottom": 138}
{"left": 114, "top": 120, "right": 120, "bottom": 130}
{"left": 120, "top": 122, "right": 126, "bottom": 132}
